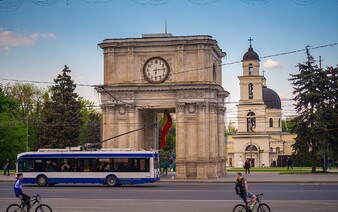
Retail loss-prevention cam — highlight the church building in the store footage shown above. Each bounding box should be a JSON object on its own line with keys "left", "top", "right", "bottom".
{"left": 226, "top": 41, "right": 296, "bottom": 168}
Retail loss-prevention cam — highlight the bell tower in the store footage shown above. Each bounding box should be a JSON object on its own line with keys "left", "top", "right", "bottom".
{"left": 237, "top": 38, "right": 266, "bottom": 133}
{"left": 233, "top": 38, "right": 270, "bottom": 168}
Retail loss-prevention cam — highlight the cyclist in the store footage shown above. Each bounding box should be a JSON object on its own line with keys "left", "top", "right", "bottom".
{"left": 14, "top": 173, "right": 31, "bottom": 210}
{"left": 235, "top": 172, "right": 256, "bottom": 209}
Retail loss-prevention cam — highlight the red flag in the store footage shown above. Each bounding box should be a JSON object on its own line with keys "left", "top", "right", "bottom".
{"left": 160, "top": 110, "right": 172, "bottom": 148}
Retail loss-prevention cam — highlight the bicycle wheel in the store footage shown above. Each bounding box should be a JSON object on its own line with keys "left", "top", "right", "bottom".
{"left": 257, "top": 203, "right": 271, "bottom": 212}
{"left": 35, "top": 204, "right": 52, "bottom": 212}
{"left": 6, "top": 204, "right": 24, "bottom": 212}
{"left": 233, "top": 204, "right": 248, "bottom": 212}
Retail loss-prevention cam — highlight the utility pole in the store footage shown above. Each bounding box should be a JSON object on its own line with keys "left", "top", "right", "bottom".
{"left": 319, "top": 56, "right": 323, "bottom": 69}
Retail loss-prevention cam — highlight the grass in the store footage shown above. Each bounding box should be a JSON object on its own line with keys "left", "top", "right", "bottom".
{"left": 226, "top": 167, "right": 338, "bottom": 174}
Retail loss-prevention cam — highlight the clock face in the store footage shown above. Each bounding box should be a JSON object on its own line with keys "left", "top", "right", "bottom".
{"left": 143, "top": 57, "right": 170, "bottom": 83}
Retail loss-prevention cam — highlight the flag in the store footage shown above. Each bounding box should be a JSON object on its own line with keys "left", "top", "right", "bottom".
{"left": 161, "top": 110, "right": 172, "bottom": 148}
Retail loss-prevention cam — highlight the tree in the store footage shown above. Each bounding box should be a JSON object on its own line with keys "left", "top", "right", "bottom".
{"left": 0, "top": 87, "right": 26, "bottom": 169}
{"left": 225, "top": 121, "right": 238, "bottom": 135}
{"left": 38, "top": 65, "right": 82, "bottom": 148}
{"left": 4, "top": 83, "right": 45, "bottom": 150}
{"left": 282, "top": 118, "right": 297, "bottom": 133}
{"left": 78, "top": 97, "right": 101, "bottom": 145}
{"left": 290, "top": 48, "right": 338, "bottom": 173}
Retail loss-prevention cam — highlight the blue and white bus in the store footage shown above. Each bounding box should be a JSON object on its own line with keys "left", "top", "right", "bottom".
{"left": 16, "top": 148, "right": 160, "bottom": 187}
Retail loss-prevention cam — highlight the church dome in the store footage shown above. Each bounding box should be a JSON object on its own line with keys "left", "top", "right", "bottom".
{"left": 263, "top": 86, "right": 281, "bottom": 109}
{"left": 243, "top": 46, "right": 259, "bottom": 61}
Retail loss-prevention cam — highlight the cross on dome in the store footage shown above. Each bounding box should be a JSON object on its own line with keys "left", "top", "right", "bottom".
{"left": 248, "top": 37, "right": 253, "bottom": 47}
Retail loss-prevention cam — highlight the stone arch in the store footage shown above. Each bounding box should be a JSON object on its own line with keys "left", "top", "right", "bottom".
{"left": 97, "top": 34, "right": 229, "bottom": 180}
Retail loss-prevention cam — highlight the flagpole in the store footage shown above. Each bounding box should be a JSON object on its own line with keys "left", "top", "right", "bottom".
{"left": 155, "top": 114, "right": 158, "bottom": 150}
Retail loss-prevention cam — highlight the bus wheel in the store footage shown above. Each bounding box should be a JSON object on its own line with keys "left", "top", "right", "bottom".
{"left": 36, "top": 175, "right": 47, "bottom": 186}
{"left": 106, "top": 175, "right": 117, "bottom": 187}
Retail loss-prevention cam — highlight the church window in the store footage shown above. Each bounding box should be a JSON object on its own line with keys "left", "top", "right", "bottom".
{"left": 247, "top": 111, "right": 256, "bottom": 132}
{"left": 269, "top": 118, "right": 273, "bottom": 128}
{"left": 248, "top": 83, "right": 253, "bottom": 99}
{"left": 249, "top": 64, "right": 253, "bottom": 76}
{"left": 278, "top": 118, "right": 281, "bottom": 128}
{"left": 245, "top": 145, "right": 258, "bottom": 151}
{"left": 213, "top": 64, "right": 217, "bottom": 82}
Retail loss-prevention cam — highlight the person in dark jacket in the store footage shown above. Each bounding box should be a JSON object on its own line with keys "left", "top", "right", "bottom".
{"left": 3, "top": 159, "right": 11, "bottom": 176}
{"left": 244, "top": 159, "right": 251, "bottom": 174}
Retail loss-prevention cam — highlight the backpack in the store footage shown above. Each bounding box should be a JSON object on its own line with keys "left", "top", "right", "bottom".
{"left": 235, "top": 178, "right": 246, "bottom": 195}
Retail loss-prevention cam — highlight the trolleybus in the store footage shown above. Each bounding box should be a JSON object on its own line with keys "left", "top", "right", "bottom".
{"left": 16, "top": 148, "right": 160, "bottom": 187}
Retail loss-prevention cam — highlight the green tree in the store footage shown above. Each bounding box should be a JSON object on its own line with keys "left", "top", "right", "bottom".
{"left": 78, "top": 97, "right": 101, "bottom": 145}
{"left": 0, "top": 87, "right": 26, "bottom": 169}
{"left": 225, "top": 121, "right": 238, "bottom": 135}
{"left": 282, "top": 118, "right": 297, "bottom": 133}
{"left": 4, "top": 83, "right": 45, "bottom": 150}
{"left": 38, "top": 65, "right": 82, "bottom": 148}
{"left": 290, "top": 48, "right": 337, "bottom": 173}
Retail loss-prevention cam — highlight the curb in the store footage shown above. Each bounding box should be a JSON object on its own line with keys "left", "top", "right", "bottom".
{"left": 158, "top": 180, "right": 338, "bottom": 184}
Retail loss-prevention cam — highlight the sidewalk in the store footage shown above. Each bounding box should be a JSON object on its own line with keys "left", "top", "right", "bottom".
{"left": 159, "top": 171, "right": 338, "bottom": 183}
{"left": 1, "top": 171, "right": 337, "bottom": 184}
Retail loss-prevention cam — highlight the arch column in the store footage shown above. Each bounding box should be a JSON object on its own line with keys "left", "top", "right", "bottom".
{"left": 175, "top": 103, "right": 187, "bottom": 179}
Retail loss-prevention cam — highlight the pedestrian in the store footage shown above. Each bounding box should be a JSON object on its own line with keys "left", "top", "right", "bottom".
{"left": 327, "top": 158, "right": 332, "bottom": 170}
{"left": 3, "top": 159, "right": 11, "bottom": 176}
{"left": 14, "top": 173, "right": 31, "bottom": 211}
{"left": 244, "top": 159, "right": 251, "bottom": 174}
{"left": 287, "top": 157, "right": 293, "bottom": 170}
{"left": 168, "top": 157, "right": 174, "bottom": 172}
{"left": 162, "top": 158, "right": 169, "bottom": 176}
{"left": 235, "top": 172, "right": 257, "bottom": 210}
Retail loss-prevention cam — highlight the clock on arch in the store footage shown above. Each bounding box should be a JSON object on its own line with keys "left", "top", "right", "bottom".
{"left": 143, "top": 57, "right": 170, "bottom": 83}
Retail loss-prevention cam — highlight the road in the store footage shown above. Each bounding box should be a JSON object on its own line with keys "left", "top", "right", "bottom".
{"left": 1, "top": 182, "right": 337, "bottom": 212}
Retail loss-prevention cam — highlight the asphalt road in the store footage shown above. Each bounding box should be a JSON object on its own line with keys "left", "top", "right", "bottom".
{"left": 1, "top": 182, "right": 338, "bottom": 212}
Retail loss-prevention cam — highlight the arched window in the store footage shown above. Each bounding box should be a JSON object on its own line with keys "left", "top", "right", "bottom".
{"left": 248, "top": 83, "right": 253, "bottom": 99}
{"left": 269, "top": 118, "right": 273, "bottom": 127}
{"left": 248, "top": 64, "right": 253, "bottom": 76}
{"left": 247, "top": 111, "right": 256, "bottom": 132}
{"left": 245, "top": 145, "right": 258, "bottom": 151}
{"left": 278, "top": 118, "right": 281, "bottom": 128}
{"left": 213, "top": 64, "right": 217, "bottom": 82}
{"left": 276, "top": 147, "right": 281, "bottom": 154}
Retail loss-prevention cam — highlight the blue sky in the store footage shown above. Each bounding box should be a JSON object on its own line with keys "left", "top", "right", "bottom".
{"left": 1, "top": 0, "right": 338, "bottom": 122}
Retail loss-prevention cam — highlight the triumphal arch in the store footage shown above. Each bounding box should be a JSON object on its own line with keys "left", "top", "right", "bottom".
{"left": 97, "top": 33, "right": 229, "bottom": 179}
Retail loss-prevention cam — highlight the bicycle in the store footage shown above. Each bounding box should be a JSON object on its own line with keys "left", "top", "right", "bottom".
{"left": 233, "top": 193, "right": 271, "bottom": 212}
{"left": 6, "top": 194, "right": 52, "bottom": 212}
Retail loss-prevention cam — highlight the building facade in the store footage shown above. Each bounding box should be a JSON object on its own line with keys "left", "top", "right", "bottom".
{"left": 227, "top": 43, "right": 295, "bottom": 168}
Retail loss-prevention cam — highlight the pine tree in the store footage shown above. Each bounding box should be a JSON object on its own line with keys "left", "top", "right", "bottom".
{"left": 38, "top": 65, "right": 82, "bottom": 148}
{"left": 290, "top": 48, "right": 338, "bottom": 172}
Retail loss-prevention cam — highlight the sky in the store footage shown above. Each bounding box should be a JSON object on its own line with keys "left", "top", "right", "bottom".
{"left": 1, "top": 0, "right": 338, "bottom": 124}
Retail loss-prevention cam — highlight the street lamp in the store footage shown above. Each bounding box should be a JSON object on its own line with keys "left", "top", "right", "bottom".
{"left": 25, "top": 104, "right": 29, "bottom": 152}
{"left": 248, "top": 110, "right": 254, "bottom": 166}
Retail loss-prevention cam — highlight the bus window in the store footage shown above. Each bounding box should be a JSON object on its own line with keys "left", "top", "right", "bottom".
{"left": 79, "top": 158, "right": 96, "bottom": 172}
{"left": 18, "top": 158, "right": 33, "bottom": 172}
{"left": 45, "top": 159, "right": 58, "bottom": 172}
{"left": 132, "top": 158, "right": 150, "bottom": 172}
{"left": 60, "top": 159, "right": 71, "bottom": 172}
{"left": 140, "top": 158, "right": 150, "bottom": 172}
{"left": 113, "top": 158, "right": 131, "bottom": 172}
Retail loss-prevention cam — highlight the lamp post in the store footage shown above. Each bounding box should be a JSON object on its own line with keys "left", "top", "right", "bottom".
{"left": 25, "top": 104, "right": 29, "bottom": 152}
{"left": 248, "top": 110, "right": 254, "bottom": 166}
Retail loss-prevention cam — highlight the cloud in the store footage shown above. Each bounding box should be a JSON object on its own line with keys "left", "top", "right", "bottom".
{"left": 0, "top": 28, "right": 56, "bottom": 51}
{"left": 31, "top": 33, "right": 56, "bottom": 39}
{"left": 263, "top": 58, "right": 282, "bottom": 69}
